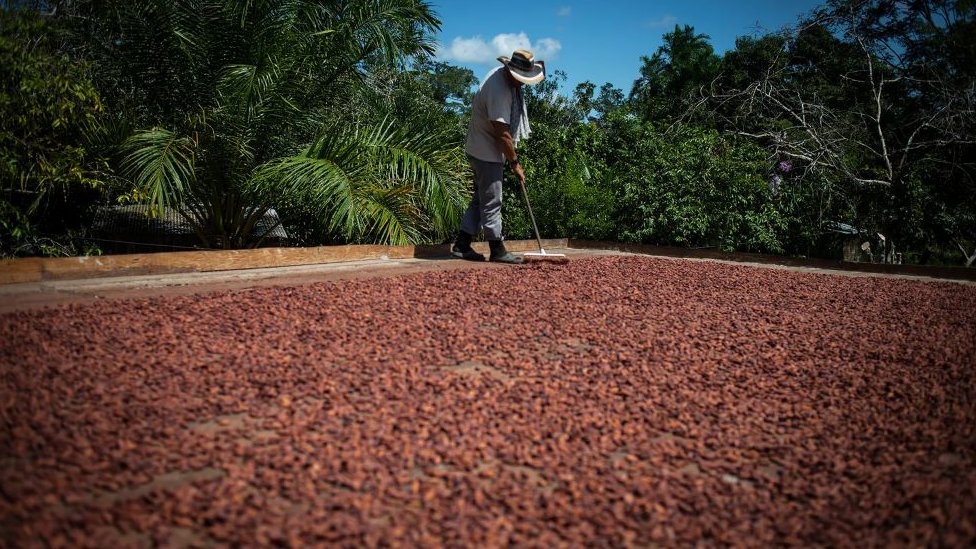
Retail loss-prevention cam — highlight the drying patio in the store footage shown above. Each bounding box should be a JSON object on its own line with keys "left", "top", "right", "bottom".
{"left": 1, "top": 245, "right": 974, "bottom": 547}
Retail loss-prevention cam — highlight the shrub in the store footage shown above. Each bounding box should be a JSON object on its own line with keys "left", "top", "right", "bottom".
{"left": 613, "top": 124, "right": 785, "bottom": 253}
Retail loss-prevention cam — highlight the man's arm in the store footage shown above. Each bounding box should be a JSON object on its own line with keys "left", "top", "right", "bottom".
{"left": 490, "top": 121, "right": 526, "bottom": 183}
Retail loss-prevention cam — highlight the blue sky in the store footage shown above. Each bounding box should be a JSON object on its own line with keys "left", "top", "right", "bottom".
{"left": 431, "top": 0, "right": 825, "bottom": 94}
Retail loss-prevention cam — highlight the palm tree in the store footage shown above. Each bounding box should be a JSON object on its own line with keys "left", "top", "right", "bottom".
{"left": 62, "top": 0, "right": 466, "bottom": 248}
{"left": 631, "top": 25, "right": 721, "bottom": 123}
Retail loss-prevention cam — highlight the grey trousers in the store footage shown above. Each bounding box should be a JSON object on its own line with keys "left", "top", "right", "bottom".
{"left": 460, "top": 155, "right": 505, "bottom": 240}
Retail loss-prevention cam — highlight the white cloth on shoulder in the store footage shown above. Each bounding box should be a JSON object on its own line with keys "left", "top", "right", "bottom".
{"left": 510, "top": 85, "right": 531, "bottom": 143}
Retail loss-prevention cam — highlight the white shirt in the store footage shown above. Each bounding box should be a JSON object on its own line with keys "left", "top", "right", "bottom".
{"left": 464, "top": 67, "right": 514, "bottom": 164}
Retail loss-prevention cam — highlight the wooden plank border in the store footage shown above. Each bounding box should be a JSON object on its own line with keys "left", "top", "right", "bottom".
{"left": 3, "top": 238, "right": 972, "bottom": 285}
{"left": 568, "top": 239, "right": 976, "bottom": 282}
{"left": 0, "top": 239, "right": 568, "bottom": 285}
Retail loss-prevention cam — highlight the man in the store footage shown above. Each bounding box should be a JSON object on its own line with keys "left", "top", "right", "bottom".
{"left": 452, "top": 49, "right": 545, "bottom": 264}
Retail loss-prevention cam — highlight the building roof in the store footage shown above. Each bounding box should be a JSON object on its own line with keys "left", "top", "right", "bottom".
{"left": 91, "top": 205, "right": 289, "bottom": 242}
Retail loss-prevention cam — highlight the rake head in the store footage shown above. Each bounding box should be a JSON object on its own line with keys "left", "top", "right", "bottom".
{"left": 522, "top": 249, "right": 569, "bottom": 264}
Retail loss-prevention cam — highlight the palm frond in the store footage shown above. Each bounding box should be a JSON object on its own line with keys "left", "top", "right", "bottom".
{"left": 253, "top": 116, "right": 464, "bottom": 245}
{"left": 352, "top": 183, "right": 421, "bottom": 245}
{"left": 120, "top": 128, "right": 197, "bottom": 212}
{"left": 358, "top": 118, "right": 466, "bottom": 238}
{"left": 253, "top": 153, "right": 360, "bottom": 237}
{"left": 218, "top": 57, "right": 294, "bottom": 124}
{"left": 354, "top": 0, "right": 441, "bottom": 61}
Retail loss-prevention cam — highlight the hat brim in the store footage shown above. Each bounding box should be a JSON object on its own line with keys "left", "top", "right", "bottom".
{"left": 498, "top": 56, "right": 545, "bottom": 85}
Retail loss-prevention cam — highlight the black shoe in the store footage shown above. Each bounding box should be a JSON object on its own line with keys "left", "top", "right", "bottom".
{"left": 452, "top": 244, "right": 486, "bottom": 261}
{"left": 488, "top": 240, "right": 523, "bottom": 264}
{"left": 452, "top": 231, "right": 485, "bottom": 261}
{"left": 489, "top": 251, "right": 524, "bottom": 264}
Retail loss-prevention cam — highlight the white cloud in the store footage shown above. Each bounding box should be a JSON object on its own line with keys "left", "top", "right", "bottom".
{"left": 491, "top": 33, "right": 532, "bottom": 56}
{"left": 438, "top": 32, "right": 562, "bottom": 64}
{"left": 557, "top": 6, "right": 572, "bottom": 17}
{"left": 645, "top": 15, "right": 678, "bottom": 28}
{"left": 438, "top": 36, "right": 494, "bottom": 63}
{"left": 533, "top": 38, "right": 562, "bottom": 58}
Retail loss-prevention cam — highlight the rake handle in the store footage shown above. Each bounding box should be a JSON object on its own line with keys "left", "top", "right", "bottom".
{"left": 518, "top": 178, "right": 546, "bottom": 253}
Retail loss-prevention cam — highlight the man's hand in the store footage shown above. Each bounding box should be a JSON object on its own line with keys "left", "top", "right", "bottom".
{"left": 512, "top": 161, "right": 526, "bottom": 184}
{"left": 490, "top": 121, "right": 524, "bottom": 182}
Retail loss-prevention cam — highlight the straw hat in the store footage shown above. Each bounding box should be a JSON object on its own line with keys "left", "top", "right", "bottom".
{"left": 497, "top": 49, "right": 546, "bottom": 85}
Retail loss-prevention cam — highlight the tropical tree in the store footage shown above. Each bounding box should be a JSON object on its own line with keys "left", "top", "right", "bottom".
{"left": 711, "top": 0, "right": 976, "bottom": 264}
{"left": 630, "top": 25, "right": 721, "bottom": 124}
{"left": 355, "top": 58, "right": 475, "bottom": 147}
{"left": 412, "top": 59, "right": 477, "bottom": 114}
{"left": 49, "top": 0, "right": 466, "bottom": 248}
{"left": 592, "top": 82, "right": 627, "bottom": 121}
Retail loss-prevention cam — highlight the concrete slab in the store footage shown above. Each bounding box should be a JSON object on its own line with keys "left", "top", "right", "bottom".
{"left": 0, "top": 248, "right": 615, "bottom": 313}
{"left": 1, "top": 246, "right": 970, "bottom": 315}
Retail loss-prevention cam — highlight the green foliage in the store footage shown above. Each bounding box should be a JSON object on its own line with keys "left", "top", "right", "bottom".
{"left": 356, "top": 60, "right": 473, "bottom": 146}
{"left": 524, "top": 70, "right": 589, "bottom": 128}
{"left": 508, "top": 56, "right": 783, "bottom": 253}
{"left": 718, "top": 34, "right": 788, "bottom": 92}
{"left": 2, "top": 0, "right": 970, "bottom": 265}
{"left": 613, "top": 125, "right": 785, "bottom": 252}
{"left": 119, "top": 128, "right": 197, "bottom": 213}
{"left": 592, "top": 83, "right": 626, "bottom": 121}
{"left": 508, "top": 122, "right": 616, "bottom": 242}
{"left": 256, "top": 118, "right": 465, "bottom": 245}
{"left": 412, "top": 59, "right": 477, "bottom": 113}
{"left": 0, "top": 198, "right": 31, "bottom": 250}
{"left": 508, "top": 64, "right": 780, "bottom": 254}
{"left": 0, "top": 9, "right": 105, "bottom": 256}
